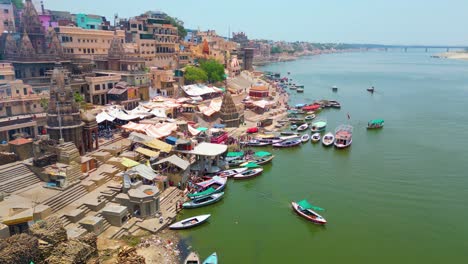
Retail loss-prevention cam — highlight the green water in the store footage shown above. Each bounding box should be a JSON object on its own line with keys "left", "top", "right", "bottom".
{"left": 179, "top": 51, "right": 468, "bottom": 263}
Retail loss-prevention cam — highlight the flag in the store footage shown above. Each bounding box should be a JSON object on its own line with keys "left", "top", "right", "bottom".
{"left": 347, "top": 113, "right": 351, "bottom": 120}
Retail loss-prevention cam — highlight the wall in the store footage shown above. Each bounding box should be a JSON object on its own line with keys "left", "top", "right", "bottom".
{"left": 0, "top": 2, "right": 15, "bottom": 33}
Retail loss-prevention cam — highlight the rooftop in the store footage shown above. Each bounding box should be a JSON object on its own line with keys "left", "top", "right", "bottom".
{"left": 178, "top": 142, "right": 227, "bottom": 157}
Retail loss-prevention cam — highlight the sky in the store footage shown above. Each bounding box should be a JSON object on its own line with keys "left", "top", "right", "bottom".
{"left": 41, "top": 0, "right": 468, "bottom": 46}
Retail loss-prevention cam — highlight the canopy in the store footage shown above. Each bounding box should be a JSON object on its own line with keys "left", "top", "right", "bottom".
{"left": 255, "top": 151, "right": 272, "bottom": 157}
{"left": 197, "top": 127, "right": 208, "bottom": 132}
{"left": 369, "top": 119, "right": 384, "bottom": 125}
{"left": 242, "top": 162, "right": 261, "bottom": 168}
{"left": 227, "top": 152, "right": 244, "bottom": 158}
{"left": 182, "top": 84, "right": 222, "bottom": 97}
{"left": 297, "top": 199, "right": 314, "bottom": 210}
{"left": 155, "top": 155, "right": 190, "bottom": 170}
{"left": 96, "top": 111, "right": 116, "bottom": 123}
{"left": 121, "top": 157, "right": 140, "bottom": 168}
{"left": 188, "top": 125, "right": 201, "bottom": 136}
{"left": 144, "top": 139, "right": 173, "bottom": 153}
{"left": 187, "top": 187, "right": 216, "bottom": 198}
{"left": 130, "top": 164, "right": 158, "bottom": 181}
{"left": 135, "top": 147, "right": 159, "bottom": 158}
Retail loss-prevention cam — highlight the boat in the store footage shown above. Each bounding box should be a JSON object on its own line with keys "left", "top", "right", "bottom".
{"left": 188, "top": 177, "right": 227, "bottom": 199}
{"left": 280, "top": 131, "right": 299, "bottom": 136}
{"left": 332, "top": 85, "right": 338, "bottom": 92}
{"left": 304, "top": 114, "right": 316, "bottom": 121}
{"left": 273, "top": 139, "right": 302, "bottom": 148}
{"left": 296, "top": 84, "right": 304, "bottom": 88}
{"left": 248, "top": 152, "right": 275, "bottom": 165}
{"left": 275, "top": 123, "right": 283, "bottom": 128}
{"left": 310, "top": 119, "right": 327, "bottom": 132}
{"left": 169, "top": 214, "right": 211, "bottom": 230}
{"left": 329, "top": 100, "right": 341, "bottom": 109}
{"left": 367, "top": 119, "right": 384, "bottom": 129}
{"left": 215, "top": 168, "right": 248, "bottom": 178}
{"left": 233, "top": 168, "right": 264, "bottom": 179}
{"left": 311, "top": 133, "right": 321, "bottom": 143}
{"left": 202, "top": 253, "right": 218, "bottom": 264}
{"left": 227, "top": 159, "right": 246, "bottom": 167}
{"left": 301, "top": 134, "right": 310, "bottom": 143}
{"left": 185, "top": 252, "right": 200, "bottom": 264}
{"left": 367, "top": 86, "right": 375, "bottom": 93}
{"left": 297, "top": 88, "right": 304, "bottom": 93}
{"left": 240, "top": 140, "right": 270, "bottom": 147}
{"left": 290, "top": 84, "right": 297, "bottom": 90}
{"left": 291, "top": 200, "right": 327, "bottom": 224}
{"left": 291, "top": 124, "right": 298, "bottom": 130}
{"left": 183, "top": 193, "right": 224, "bottom": 209}
{"left": 322, "top": 132, "right": 335, "bottom": 147}
{"left": 297, "top": 123, "right": 309, "bottom": 132}
{"left": 334, "top": 125, "right": 353, "bottom": 149}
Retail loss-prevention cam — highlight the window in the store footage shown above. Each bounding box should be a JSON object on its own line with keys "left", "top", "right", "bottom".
{"left": 3, "top": 20, "right": 8, "bottom": 26}
{"left": 23, "top": 88, "right": 27, "bottom": 95}
{"left": 95, "top": 84, "right": 100, "bottom": 91}
{"left": 4, "top": 9, "right": 9, "bottom": 14}
{"left": 78, "top": 39, "right": 80, "bottom": 43}
{"left": 16, "top": 89, "right": 19, "bottom": 94}
{"left": 0, "top": 75, "right": 4, "bottom": 80}
{"left": 33, "top": 104, "right": 36, "bottom": 108}
{"left": 108, "top": 83, "right": 113, "bottom": 89}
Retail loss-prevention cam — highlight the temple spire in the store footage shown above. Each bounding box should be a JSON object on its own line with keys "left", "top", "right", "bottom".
{"left": 108, "top": 31, "right": 125, "bottom": 59}
{"left": 18, "top": 30, "right": 36, "bottom": 58}
{"left": 4, "top": 33, "right": 18, "bottom": 58}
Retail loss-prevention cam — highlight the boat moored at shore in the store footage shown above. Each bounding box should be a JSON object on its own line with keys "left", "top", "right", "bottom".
{"left": 322, "top": 132, "right": 335, "bottom": 146}
{"left": 169, "top": 214, "right": 211, "bottom": 230}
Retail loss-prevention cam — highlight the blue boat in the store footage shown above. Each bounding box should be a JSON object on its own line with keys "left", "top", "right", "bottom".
{"left": 203, "top": 253, "right": 218, "bottom": 264}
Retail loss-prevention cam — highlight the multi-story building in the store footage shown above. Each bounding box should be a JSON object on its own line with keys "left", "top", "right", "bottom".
{"left": 55, "top": 26, "right": 125, "bottom": 60}
{"left": 107, "top": 81, "right": 140, "bottom": 110}
{"left": 0, "top": 0, "right": 15, "bottom": 33}
{"left": 75, "top": 13, "right": 108, "bottom": 30}
{"left": 84, "top": 73, "right": 121, "bottom": 105}
{"left": 150, "top": 68, "right": 176, "bottom": 97}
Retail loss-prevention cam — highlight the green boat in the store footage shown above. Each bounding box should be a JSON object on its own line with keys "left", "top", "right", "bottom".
{"left": 310, "top": 119, "right": 327, "bottom": 132}
{"left": 367, "top": 119, "right": 384, "bottom": 129}
{"left": 202, "top": 252, "right": 218, "bottom": 264}
{"left": 187, "top": 187, "right": 217, "bottom": 199}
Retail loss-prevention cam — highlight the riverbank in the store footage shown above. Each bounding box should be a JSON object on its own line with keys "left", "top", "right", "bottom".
{"left": 434, "top": 51, "right": 468, "bottom": 60}
{"left": 253, "top": 48, "right": 364, "bottom": 66}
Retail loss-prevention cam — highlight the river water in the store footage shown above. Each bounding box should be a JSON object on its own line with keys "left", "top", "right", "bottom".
{"left": 178, "top": 50, "right": 468, "bottom": 263}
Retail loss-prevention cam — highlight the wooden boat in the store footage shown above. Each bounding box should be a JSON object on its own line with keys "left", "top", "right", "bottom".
{"left": 183, "top": 192, "right": 224, "bottom": 209}
{"left": 280, "top": 131, "right": 299, "bottom": 136}
{"left": 304, "top": 114, "right": 316, "bottom": 121}
{"left": 367, "top": 86, "right": 375, "bottom": 93}
{"left": 248, "top": 154, "right": 275, "bottom": 165}
{"left": 185, "top": 252, "right": 200, "bottom": 264}
{"left": 290, "top": 124, "right": 298, "bottom": 130}
{"left": 334, "top": 125, "right": 353, "bottom": 149}
{"left": 188, "top": 177, "right": 227, "bottom": 199}
{"left": 297, "top": 123, "right": 309, "bottom": 132}
{"left": 169, "top": 214, "right": 211, "bottom": 230}
{"left": 297, "top": 88, "right": 304, "bottom": 93}
{"left": 275, "top": 123, "right": 283, "bottom": 128}
{"left": 296, "top": 84, "right": 304, "bottom": 88}
{"left": 241, "top": 140, "right": 270, "bottom": 147}
{"left": 311, "top": 133, "right": 321, "bottom": 143}
{"left": 291, "top": 200, "right": 327, "bottom": 224}
{"left": 290, "top": 84, "right": 297, "bottom": 90}
{"left": 216, "top": 168, "right": 248, "bottom": 178}
{"left": 367, "top": 119, "right": 384, "bottom": 129}
{"left": 233, "top": 168, "right": 264, "bottom": 180}
{"left": 227, "top": 159, "right": 246, "bottom": 167}
{"left": 332, "top": 85, "right": 338, "bottom": 92}
{"left": 202, "top": 253, "right": 218, "bottom": 264}
{"left": 322, "top": 132, "right": 335, "bottom": 147}
{"left": 273, "top": 139, "right": 302, "bottom": 148}
{"left": 301, "top": 134, "right": 310, "bottom": 143}
{"left": 310, "top": 119, "right": 327, "bottom": 132}
{"left": 329, "top": 100, "right": 341, "bottom": 109}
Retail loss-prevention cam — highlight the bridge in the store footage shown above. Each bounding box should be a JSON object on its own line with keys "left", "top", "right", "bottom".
{"left": 373, "top": 46, "right": 467, "bottom": 52}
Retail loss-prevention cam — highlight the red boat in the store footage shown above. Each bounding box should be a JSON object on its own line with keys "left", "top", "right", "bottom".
{"left": 302, "top": 104, "right": 321, "bottom": 112}
{"left": 246, "top": 127, "right": 259, "bottom": 134}
{"left": 291, "top": 200, "right": 327, "bottom": 224}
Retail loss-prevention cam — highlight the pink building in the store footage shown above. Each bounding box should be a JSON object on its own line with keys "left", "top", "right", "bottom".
{"left": 0, "top": 0, "right": 15, "bottom": 33}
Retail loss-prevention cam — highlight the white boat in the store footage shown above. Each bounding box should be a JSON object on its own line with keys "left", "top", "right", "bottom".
{"left": 322, "top": 132, "right": 335, "bottom": 147}
{"left": 233, "top": 168, "right": 264, "bottom": 180}
{"left": 301, "top": 134, "right": 310, "bottom": 143}
{"left": 297, "top": 123, "right": 309, "bottom": 132}
{"left": 185, "top": 252, "right": 200, "bottom": 264}
{"left": 305, "top": 114, "right": 316, "bottom": 121}
{"left": 183, "top": 193, "right": 224, "bottom": 209}
{"left": 169, "top": 214, "right": 211, "bottom": 230}
{"left": 311, "top": 133, "right": 321, "bottom": 143}
{"left": 216, "top": 168, "right": 248, "bottom": 178}
{"left": 334, "top": 125, "right": 353, "bottom": 149}
{"left": 310, "top": 119, "right": 327, "bottom": 133}
{"left": 241, "top": 140, "right": 270, "bottom": 147}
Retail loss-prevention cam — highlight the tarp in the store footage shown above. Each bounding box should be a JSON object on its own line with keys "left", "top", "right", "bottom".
{"left": 227, "top": 152, "right": 244, "bottom": 157}
{"left": 155, "top": 155, "right": 190, "bottom": 170}
{"left": 197, "top": 127, "right": 208, "bottom": 132}
{"left": 213, "top": 124, "right": 226, "bottom": 128}
{"left": 150, "top": 108, "right": 167, "bottom": 118}
{"left": 187, "top": 187, "right": 216, "bottom": 198}
{"left": 96, "top": 111, "right": 116, "bottom": 123}
{"left": 144, "top": 139, "right": 173, "bottom": 153}
{"left": 130, "top": 164, "right": 158, "bottom": 181}
{"left": 122, "top": 122, "right": 152, "bottom": 132}
{"left": 188, "top": 125, "right": 201, "bottom": 136}
{"left": 121, "top": 157, "right": 140, "bottom": 168}
{"left": 145, "top": 122, "right": 177, "bottom": 139}
{"left": 297, "top": 199, "right": 313, "bottom": 210}
{"left": 198, "top": 99, "right": 222, "bottom": 116}
{"left": 182, "top": 84, "right": 222, "bottom": 97}
{"left": 242, "top": 162, "right": 261, "bottom": 168}
{"left": 369, "top": 119, "right": 384, "bottom": 125}
{"left": 252, "top": 100, "right": 273, "bottom": 109}
{"left": 135, "top": 147, "right": 159, "bottom": 158}
{"left": 255, "top": 151, "right": 272, "bottom": 157}
{"left": 165, "top": 136, "right": 178, "bottom": 145}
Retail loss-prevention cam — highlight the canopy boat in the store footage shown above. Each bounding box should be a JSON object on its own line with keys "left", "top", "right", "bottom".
{"left": 297, "top": 88, "right": 304, "bottom": 93}
{"left": 273, "top": 139, "right": 302, "bottom": 148}
{"left": 311, "top": 133, "right": 321, "bottom": 143}
{"left": 290, "top": 124, "right": 298, "bottom": 130}
{"left": 334, "top": 125, "right": 353, "bottom": 149}
{"left": 233, "top": 168, "right": 264, "bottom": 180}
{"left": 227, "top": 158, "right": 246, "bottom": 167}
{"left": 290, "top": 84, "right": 297, "bottom": 90}
{"left": 297, "top": 123, "right": 309, "bottom": 132}
{"left": 169, "top": 214, "right": 211, "bottom": 230}
{"left": 225, "top": 152, "right": 244, "bottom": 161}
{"left": 183, "top": 192, "right": 224, "bottom": 209}
{"left": 329, "top": 100, "right": 341, "bottom": 109}
{"left": 367, "top": 119, "right": 384, "bottom": 129}
{"left": 310, "top": 119, "right": 327, "bottom": 132}
{"left": 188, "top": 177, "right": 227, "bottom": 199}
{"left": 202, "top": 253, "right": 218, "bottom": 264}
{"left": 322, "top": 132, "right": 335, "bottom": 147}
{"left": 367, "top": 86, "right": 375, "bottom": 93}
{"left": 291, "top": 200, "right": 327, "bottom": 224}
{"left": 215, "top": 168, "right": 248, "bottom": 178}
{"left": 304, "top": 114, "right": 316, "bottom": 121}
{"left": 301, "top": 134, "right": 310, "bottom": 143}
{"left": 332, "top": 85, "right": 338, "bottom": 92}
{"left": 296, "top": 84, "right": 304, "bottom": 88}
{"left": 247, "top": 152, "right": 275, "bottom": 165}
{"left": 241, "top": 140, "right": 270, "bottom": 147}
{"left": 185, "top": 252, "right": 200, "bottom": 264}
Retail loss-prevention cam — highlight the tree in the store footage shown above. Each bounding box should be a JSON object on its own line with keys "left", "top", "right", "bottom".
{"left": 40, "top": 98, "right": 49, "bottom": 111}
{"left": 164, "top": 15, "right": 187, "bottom": 39}
{"left": 184, "top": 66, "right": 208, "bottom": 84}
{"left": 200, "top": 59, "right": 225, "bottom": 83}
{"left": 74, "top": 92, "right": 84, "bottom": 103}
{"left": 271, "top": 46, "right": 283, "bottom": 54}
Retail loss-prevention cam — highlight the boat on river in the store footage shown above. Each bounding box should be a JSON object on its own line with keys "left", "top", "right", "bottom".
{"left": 183, "top": 192, "right": 224, "bottom": 209}
{"left": 241, "top": 140, "right": 270, "bottom": 147}
{"left": 202, "top": 253, "right": 218, "bottom": 264}
{"left": 311, "top": 119, "right": 327, "bottom": 132}
{"left": 273, "top": 139, "right": 302, "bottom": 148}
{"left": 332, "top": 85, "right": 338, "bottom": 92}
{"left": 367, "top": 119, "right": 384, "bottom": 129}
{"left": 329, "top": 100, "right": 341, "bottom": 109}
{"left": 311, "top": 133, "right": 321, "bottom": 143}
{"left": 227, "top": 158, "right": 246, "bottom": 167}
{"left": 334, "top": 125, "right": 353, "bottom": 149}
{"left": 233, "top": 168, "right": 264, "bottom": 180}
{"left": 247, "top": 152, "right": 275, "bottom": 165}
{"left": 297, "top": 88, "right": 304, "bottom": 93}
{"left": 301, "top": 134, "right": 310, "bottom": 143}
{"left": 169, "top": 214, "right": 211, "bottom": 230}
{"left": 215, "top": 168, "right": 248, "bottom": 178}
{"left": 367, "top": 86, "right": 375, "bottom": 93}
{"left": 305, "top": 114, "right": 316, "bottom": 121}
{"left": 297, "top": 123, "right": 309, "bottom": 132}
{"left": 322, "top": 132, "right": 335, "bottom": 147}
{"left": 291, "top": 124, "right": 298, "bottom": 130}
{"left": 188, "top": 176, "right": 227, "bottom": 199}
{"left": 291, "top": 200, "right": 327, "bottom": 224}
{"left": 184, "top": 252, "right": 200, "bottom": 264}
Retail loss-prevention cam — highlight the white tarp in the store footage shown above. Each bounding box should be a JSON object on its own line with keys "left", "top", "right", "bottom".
{"left": 150, "top": 108, "right": 167, "bottom": 118}
{"left": 252, "top": 99, "right": 274, "bottom": 109}
{"left": 182, "top": 84, "right": 222, "bottom": 97}
{"left": 96, "top": 111, "right": 116, "bottom": 123}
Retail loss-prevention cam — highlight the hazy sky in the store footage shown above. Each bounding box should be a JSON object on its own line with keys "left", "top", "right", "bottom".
{"left": 41, "top": 0, "right": 467, "bottom": 46}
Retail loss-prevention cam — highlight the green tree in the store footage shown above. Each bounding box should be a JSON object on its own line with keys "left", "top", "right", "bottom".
{"left": 74, "top": 92, "right": 84, "bottom": 103}
{"left": 271, "top": 46, "right": 283, "bottom": 54}
{"left": 40, "top": 98, "right": 49, "bottom": 111}
{"left": 200, "top": 59, "right": 225, "bottom": 83}
{"left": 12, "top": 0, "right": 23, "bottom": 9}
{"left": 164, "top": 15, "right": 187, "bottom": 39}
{"left": 184, "top": 66, "right": 208, "bottom": 84}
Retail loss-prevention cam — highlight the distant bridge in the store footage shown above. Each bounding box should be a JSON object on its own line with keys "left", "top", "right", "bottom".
{"left": 370, "top": 46, "right": 467, "bottom": 52}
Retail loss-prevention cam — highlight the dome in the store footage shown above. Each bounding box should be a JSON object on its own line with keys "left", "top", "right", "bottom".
{"left": 81, "top": 111, "right": 97, "bottom": 123}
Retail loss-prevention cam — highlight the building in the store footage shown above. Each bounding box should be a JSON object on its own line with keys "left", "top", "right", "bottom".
{"left": 0, "top": 0, "right": 15, "bottom": 33}
{"left": 220, "top": 91, "right": 243, "bottom": 127}
{"left": 55, "top": 26, "right": 125, "bottom": 60}
{"left": 243, "top": 48, "right": 254, "bottom": 71}
{"left": 107, "top": 81, "right": 140, "bottom": 110}
{"left": 75, "top": 13, "right": 107, "bottom": 30}
{"left": 232, "top": 32, "right": 249, "bottom": 47}
{"left": 84, "top": 73, "right": 121, "bottom": 105}
{"left": 45, "top": 64, "right": 84, "bottom": 153}
{"left": 150, "top": 68, "right": 177, "bottom": 97}
{"left": 249, "top": 84, "right": 269, "bottom": 98}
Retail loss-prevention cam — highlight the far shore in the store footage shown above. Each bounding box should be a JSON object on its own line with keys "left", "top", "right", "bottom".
{"left": 434, "top": 51, "right": 468, "bottom": 61}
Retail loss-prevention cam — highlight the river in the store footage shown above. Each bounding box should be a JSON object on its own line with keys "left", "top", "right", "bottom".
{"left": 178, "top": 50, "right": 468, "bottom": 263}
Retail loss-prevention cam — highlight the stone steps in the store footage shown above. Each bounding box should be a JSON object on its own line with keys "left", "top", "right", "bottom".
{"left": 43, "top": 184, "right": 88, "bottom": 213}
{"left": 0, "top": 163, "right": 41, "bottom": 194}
